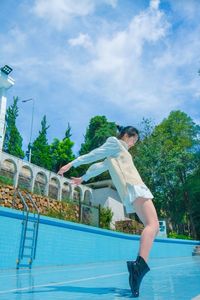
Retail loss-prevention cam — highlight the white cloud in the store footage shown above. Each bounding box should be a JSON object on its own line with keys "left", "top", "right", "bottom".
{"left": 1, "top": 0, "right": 199, "bottom": 153}
{"left": 150, "top": 0, "right": 160, "bottom": 10}
{"left": 0, "top": 26, "right": 27, "bottom": 56}
{"left": 33, "top": 0, "right": 117, "bottom": 30}
{"left": 106, "top": 0, "right": 117, "bottom": 8}
{"left": 167, "top": 0, "right": 200, "bottom": 21}
{"left": 62, "top": 0, "right": 200, "bottom": 123}
{"left": 68, "top": 33, "right": 93, "bottom": 49}
{"left": 68, "top": 0, "right": 168, "bottom": 74}
{"left": 65, "top": 1, "right": 171, "bottom": 114}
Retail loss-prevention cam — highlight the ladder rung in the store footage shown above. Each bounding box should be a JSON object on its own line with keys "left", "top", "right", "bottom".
{"left": 28, "top": 219, "right": 37, "bottom": 223}
{"left": 26, "top": 228, "right": 34, "bottom": 231}
{"left": 24, "top": 246, "right": 33, "bottom": 249}
{"left": 26, "top": 237, "right": 33, "bottom": 240}
{"left": 17, "top": 264, "right": 31, "bottom": 268}
{"left": 23, "top": 255, "right": 32, "bottom": 258}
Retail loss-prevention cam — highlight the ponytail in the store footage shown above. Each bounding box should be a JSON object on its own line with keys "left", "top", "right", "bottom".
{"left": 116, "top": 124, "right": 124, "bottom": 132}
{"left": 116, "top": 124, "right": 139, "bottom": 140}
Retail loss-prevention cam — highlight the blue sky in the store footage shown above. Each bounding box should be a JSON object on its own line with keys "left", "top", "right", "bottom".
{"left": 1, "top": 0, "right": 200, "bottom": 155}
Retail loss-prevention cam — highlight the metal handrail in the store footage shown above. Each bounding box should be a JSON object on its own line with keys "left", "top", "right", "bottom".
{"left": 13, "top": 189, "right": 29, "bottom": 259}
{"left": 25, "top": 193, "right": 40, "bottom": 259}
{"left": 13, "top": 188, "right": 40, "bottom": 267}
{"left": 13, "top": 189, "right": 29, "bottom": 215}
{"left": 25, "top": 193, "right": 40, "bottom": 217}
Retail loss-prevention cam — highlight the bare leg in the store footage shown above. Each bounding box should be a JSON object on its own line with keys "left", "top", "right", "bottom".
{"left": 133, "top": 197, "right": 159, "bottom": 262}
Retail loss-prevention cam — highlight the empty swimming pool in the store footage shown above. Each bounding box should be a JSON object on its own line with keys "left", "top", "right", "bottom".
{"left": 0, "top": 206, "right": 200, "bottom": 299}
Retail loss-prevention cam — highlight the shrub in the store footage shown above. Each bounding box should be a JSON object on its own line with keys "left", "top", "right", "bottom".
{"left": 0, "top": 175, "right": 13, "bottom": 186}
{"left": 99, "top": 206, "right": 113, "bottom": 229}
{"left": 115, "top": 220, "right": 144, "bottom": 235}
{"left": 45, "top": 201, "right": 79, "bottom": 223}
{"left": 168, "top": 232, "right": 193, "bottom": 240}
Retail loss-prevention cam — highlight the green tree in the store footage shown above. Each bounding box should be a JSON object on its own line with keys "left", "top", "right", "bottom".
{"left": 185, "top": 151, "right": 200, "bottom": 239}
{"left": 3, "top": 96, "right": 25, "bottom": 158}
{"left": 77, "top": 116, "right": 117, "bottom": 182}
{"left": 31, "top": 115, "right": 52, "bottom": 170}
{"left": 50, "top": 123, "right": 76, "bottom": 176}
{"left": 79, "top": 115, "right": 117, "bottom": 154}
{"left": 133, "top": 111, "right": 200, "bottom": 238}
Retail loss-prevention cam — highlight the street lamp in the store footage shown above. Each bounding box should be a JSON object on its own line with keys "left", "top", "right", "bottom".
{"left": 1, "top": 65, "right": 13, "bottom": 75}
{"left": 0, "top": 65, "right": 15, "bottom": 152}
{"left": 22, "top": 98, "right": 35, "bottom": 163}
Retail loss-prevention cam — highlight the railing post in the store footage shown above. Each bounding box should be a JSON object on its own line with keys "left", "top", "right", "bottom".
{"left": 98, "top": 204, "right": 101, "bottom": 228}
{"left": 79, "top": 198, "right": 81, "bottom": 223}
{"left": 14, "top": 171, "right": 19, "bottom": 188}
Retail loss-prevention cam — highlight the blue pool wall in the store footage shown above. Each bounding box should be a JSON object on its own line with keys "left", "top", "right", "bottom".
{"left": 0, "top": 207, "right": 199, "bottom": 269}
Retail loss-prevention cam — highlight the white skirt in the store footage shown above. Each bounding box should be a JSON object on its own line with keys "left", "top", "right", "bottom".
{"left": 124, "top": 183, "right": 154, "bottom": 214}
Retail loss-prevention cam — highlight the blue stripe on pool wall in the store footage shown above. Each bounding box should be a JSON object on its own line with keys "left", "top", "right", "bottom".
{"left": 0, "top": 206, "right": 199, "bottom": 269}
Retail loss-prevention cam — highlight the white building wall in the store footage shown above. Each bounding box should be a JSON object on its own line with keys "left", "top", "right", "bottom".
{"left": 92, "top": 187, "right": 127, "bottom": 228}
{"left": 0, "top": 151, "right": 92, "bottom": 201}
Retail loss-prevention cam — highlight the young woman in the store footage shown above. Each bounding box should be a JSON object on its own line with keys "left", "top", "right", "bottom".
{"left": 58, "top": 125, "right": 159, "bottom": 298}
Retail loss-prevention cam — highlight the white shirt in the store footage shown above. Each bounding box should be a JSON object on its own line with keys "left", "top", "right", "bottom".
{"left": 71, "top": 137, "right": 153, "bottom": 212}
{"left": 71, "top": 137, "right": 127, "bottom": 182}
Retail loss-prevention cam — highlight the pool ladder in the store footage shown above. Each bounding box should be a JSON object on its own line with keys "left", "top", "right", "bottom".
{"left": 13, "top": 189, "right": 40, "bottom": 269}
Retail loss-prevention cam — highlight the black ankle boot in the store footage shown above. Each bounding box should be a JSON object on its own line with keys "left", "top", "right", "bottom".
{"left": 127, "top": 256, "right": 150, "bottom": 297}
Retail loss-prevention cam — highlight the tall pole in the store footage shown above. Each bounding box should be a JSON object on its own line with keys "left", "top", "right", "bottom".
{"left": 0, "top": 66, "right": 15, "bottom": 152}
{"left": 0, "top": 88, "right": 7, "bottom": 150}
{"left": 29, "top": 99, "right": 34, "bottom": 163}
{"left": 22, "top": 98, "right": 34, "bottom": 162}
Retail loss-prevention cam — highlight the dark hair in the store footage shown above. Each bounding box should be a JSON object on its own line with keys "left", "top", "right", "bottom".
{"left": 116, "top": 124, "right": 139, "bottom": 140}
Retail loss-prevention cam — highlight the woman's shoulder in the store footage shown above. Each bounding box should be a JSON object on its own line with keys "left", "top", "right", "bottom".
{"left": 106, "top": 136, "right": 119, "bottom": 144}
{"left": 106, "top": 136, "right": 122, "bottom": 148}
{"left": 107, "top": 136, "right": 128, "bottom": 152}
{"left": 106, "top": 136, "right": 118, "bottom": 141}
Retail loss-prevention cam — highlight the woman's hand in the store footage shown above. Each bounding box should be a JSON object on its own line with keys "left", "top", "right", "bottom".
{"left": 57, "top": 162, "right": 72, "bottom": 176}
{"left": 70, "top": 177, "right": 83, "bottom": 186}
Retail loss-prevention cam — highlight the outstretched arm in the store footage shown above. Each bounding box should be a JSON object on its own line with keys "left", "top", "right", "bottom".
{"left": 81, "top": 160, "right": 108, "bottom": 182}
{"left": 71, "top": 137, "right": 120, "bottom": 167}
{"left": 58, "top": 137, "right": 120, "bottom": 176}
{"left": 70, "top": 160, "right": 108, "bottom": 185}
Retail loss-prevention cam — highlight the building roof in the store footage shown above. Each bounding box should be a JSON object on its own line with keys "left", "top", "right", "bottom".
{"left": 86, "top": 179, "right": 116, "bottom": 190}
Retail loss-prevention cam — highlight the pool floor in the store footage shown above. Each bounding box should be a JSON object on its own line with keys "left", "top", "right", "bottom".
{"left": 0, "top": 256, "right": 199, "bottom": 300}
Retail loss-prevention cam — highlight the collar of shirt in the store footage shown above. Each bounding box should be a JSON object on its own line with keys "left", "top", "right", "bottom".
{"left": 119, "top": 139, "right": 129, "bottom": 150}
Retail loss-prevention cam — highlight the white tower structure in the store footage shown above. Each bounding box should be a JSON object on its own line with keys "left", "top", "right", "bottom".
{"left": 0, "top": 65, "right": 15, "bottom": 151}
